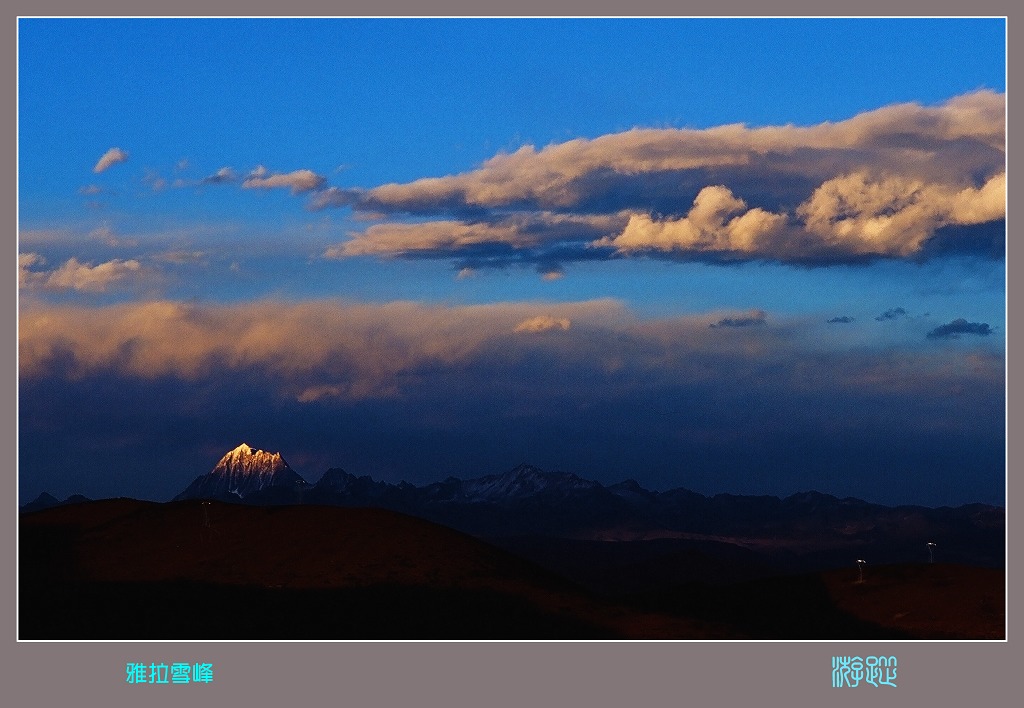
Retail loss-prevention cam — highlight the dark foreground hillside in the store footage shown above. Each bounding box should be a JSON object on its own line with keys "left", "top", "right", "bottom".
{"left": 19, "top": 500, "right": 1003, "bottom": 640}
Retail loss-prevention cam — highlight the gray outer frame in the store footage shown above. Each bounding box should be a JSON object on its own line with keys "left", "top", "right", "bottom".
{"left": 4, "top": 4, "right": 1016, "bottom": 707}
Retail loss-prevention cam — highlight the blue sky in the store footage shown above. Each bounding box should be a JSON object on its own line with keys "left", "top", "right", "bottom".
{"left": 18, "top": 18, "right": 1006, "bottom": 505}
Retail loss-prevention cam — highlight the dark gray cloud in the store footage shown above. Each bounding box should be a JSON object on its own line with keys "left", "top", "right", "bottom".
{"left": 18, "top": 301, "right": 1005, "bottom": 507}
{"left": 875, "top": 307, "right": 908, "bottom": 321}
{"left": 827, "top": 316, "right": 855, "bottom": 324}
{"left": 709, "top": 310, "right": 768, "bottom": 329}
{"left": 926, "top": 318, "right": 994, "bottom": 340}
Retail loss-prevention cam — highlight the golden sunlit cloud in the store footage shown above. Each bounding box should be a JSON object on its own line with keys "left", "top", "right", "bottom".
{"left": 355, "top": 92, "right": 1003, "bottom": 212}
{"left": 242, "top": 166, "right": 327, "bottom": 194}
{"left": 19, "top": 299, "right": 1002, "bottom": 413}
{"left": 325, "top": 213, "right": 627, "bottom": 258}
{"left": 19, "top": 254, "right": 143, "bottom": 293}
{"left": 310, "top": 91, "right": 1004, "bottom": 266}
{"left": 18, "top": 299, "right": 621, "bottom": 400}
{"left": 513, "top": 315, "right": 571, "bottom": 333}
{"left": 595, "top": 186, "right": 787, "bottom": 254}
{"left": 93, "top": 147, "right": 129, "bottom": 173}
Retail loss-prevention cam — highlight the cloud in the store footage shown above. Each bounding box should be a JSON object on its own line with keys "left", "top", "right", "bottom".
{"left": 88, "top": 225, "right": 139, "bottom": 248}
{"left": 827, "top": 316, "right": 855, "bottom": 324}
{"left": 307, "top": 91, "right": 1004, "bottom": 269}
{"left": 709, "top": 310, "right": 767, "bottom": 329}
{"left": 513, "top": 315, "right": 572, "bottom": 333}
{"left": 93, "top": 147, "right": 128, "bottom": 173}
{"left": 19, "top": 255, "right": 143, "bottom": 293}
{"left": 795, "top": 171, "right": 1005, "bottom": 258}
{"left": 327, "top": 220, "right": 534, "bottom": 258}
{"left": 357, "top": 91, "right": 1002, "bottom": 213}
{"left": 78, "top": 185, "right": 102, "bottom": 196}
{"left": 152, "top": 249, "right": 207, "bottom": 265}
{"left": 243, "top": 166, "right": 327, "bottom": 194}
{"left": 926, "top": 318, "right": 994, "bottom": 340}
{"left": 18, "top": 299, "right": 618, "bottom": 398}
{"left": 20, "top": 298, "right": 1004, "bottom": 505}
{"left": 325, "top": 212, "right": 626, "bottom": 259}
{"left": 875, "top": 307, "right": 908, "bottom": 321}
{"left": 594, "top": 186, "right": 787, "bottom": 255}
{"left": 143, "top": 169, "right": 167, "bottom": 191}
{"left": 202, "top": 167, "right": 237, "bottom": 185}
{"left": 19, "top": 253, "right": 46, "bottom": 288}
{"left": 308, "top": 186, "right": 361, "bottom": 210}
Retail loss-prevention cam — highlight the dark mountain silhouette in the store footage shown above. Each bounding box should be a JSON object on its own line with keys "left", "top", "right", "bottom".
{"left": 227, "top": 455, "right": 1003, "bottom": 571}
{"left": 19, "top": 445, "right": 1004, "bottom": 639}
{"left": 28, "top": 444, "right": 1004, "bottom": 571}
{"left": 19, "top": 492, "right": 92, "bottom": 514}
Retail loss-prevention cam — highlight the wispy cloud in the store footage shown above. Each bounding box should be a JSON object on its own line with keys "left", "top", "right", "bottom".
{"left": 152, "top": 249, "right": 208, "bottom": 265}
{"left": 19, "top": 253, "right": 143, "bottom": 293}
{"left": 709, "top": 310, "right": 768, "bottom": 329}
{"left": 243, "top": 165, "right": 327, "bottom": 194}
{"left": 325, "top": 212, "right": 625, "bottom": 259}
{"left": 875, "top": 307, "right": 908, "bottom": 321}
{"left": 89, "top": 225, "right": 139, "bottom": 248}
{"left": 93, "top": 147, "right": 129, "bottom": 173}
{"left": 201, "top": 167, "right": 237, "bottom": 185}
{"left": 142, "top": 169, "right": 167, "bottom": 191}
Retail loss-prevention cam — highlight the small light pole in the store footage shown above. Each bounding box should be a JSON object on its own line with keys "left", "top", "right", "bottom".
{"left": 927, "top": 542, "right": 937, "bottom": 564}
{"left": 856, "top": 559, "right": 867, "bottom": 584}
{"left": 200, "top": 500, "right": 219, "bottom": 542}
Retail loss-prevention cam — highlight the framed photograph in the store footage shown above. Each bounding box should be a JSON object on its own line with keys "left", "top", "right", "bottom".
{"left": 11, "top": 9, "right": 1011, "bottom": 706}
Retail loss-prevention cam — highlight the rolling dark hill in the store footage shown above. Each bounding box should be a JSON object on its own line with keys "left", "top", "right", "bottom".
{"left": 19, "top": 498, "right": 1002, "bottom": 640}
{"left": 18, "top": 499, "right": 733, "bottom": 640}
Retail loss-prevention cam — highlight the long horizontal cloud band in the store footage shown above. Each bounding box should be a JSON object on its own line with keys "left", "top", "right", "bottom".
{"left": 20, "top": 300, "right": 1003, "bottom": 409}
{"left": 317, "top": 91, "right": 1004, "bottom": 267}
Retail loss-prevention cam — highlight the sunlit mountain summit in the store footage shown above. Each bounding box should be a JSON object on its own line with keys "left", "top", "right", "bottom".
{"left": 174, "top": 443, "right": 309, "bottom": 501}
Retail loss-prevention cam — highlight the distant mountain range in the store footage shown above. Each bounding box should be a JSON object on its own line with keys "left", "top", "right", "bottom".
{"left": 23, "top": 442, "right": 1005, "bottom": 568}
{"left": 170, "top": 444, "right": 1004, "bottom": 565}
{"left": 19, "top": 443, "right": 1006, "bottom": 638}
{"left": 20, "top": 492, "right": 92, "bottom": 514}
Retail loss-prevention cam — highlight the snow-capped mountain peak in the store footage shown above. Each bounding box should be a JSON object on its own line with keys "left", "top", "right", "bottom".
{"left": 213, "top": 443, "right": 289, "bottom": 480}
{"left": 174, "top": 443, "right": 308, "bottom": 501}
{"left": 459, "top": 463, "right": 601, "bottom": 502}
